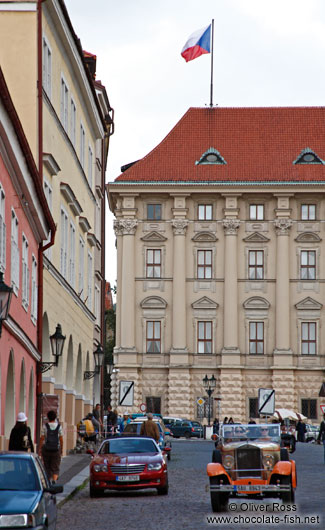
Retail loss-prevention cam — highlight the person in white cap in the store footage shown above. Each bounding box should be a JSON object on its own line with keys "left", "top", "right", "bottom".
{"left": 9, "top": 412, "right": 34, "bottom": 452}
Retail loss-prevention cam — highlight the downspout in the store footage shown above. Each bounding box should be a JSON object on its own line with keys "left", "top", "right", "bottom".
{"left": 100, "top": 136, "right": 106, "bottom": 415}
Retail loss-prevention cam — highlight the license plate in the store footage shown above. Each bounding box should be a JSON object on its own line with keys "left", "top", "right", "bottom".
{"left": 116, "top": 475, "right": 140, "bottom": 482}
{"left": 236, "top": 485, "right": 262, "bottom": 492}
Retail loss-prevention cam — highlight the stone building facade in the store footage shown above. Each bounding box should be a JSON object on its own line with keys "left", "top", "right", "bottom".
{"left": 107, "top": 106, "right": 325, "bottom": 423}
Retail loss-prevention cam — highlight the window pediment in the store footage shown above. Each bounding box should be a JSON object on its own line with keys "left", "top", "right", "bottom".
{"left": 243, "top": 232, "right": 270, "bottom": 243}
{"left": 192, "top": 232, "right": 217, "bottom": 242}
{"left": 140, "top": 231, "right": 167, "bottom": 242}
{"left": 295, "top": 232, "right": 321, "bottom": 243}
{"left": 243, "top": 296, "right": 270, "bottom": 310}
{"left": 295, "top": 297, "right": 323, "bottom": 311}
{"left": 191, "top": 296, "right": 219, "bottom": 310}
{"left": 293, "top": 148, "right": 324, "bottom": 165}
{"left": 141, "top": 296, "right": 167, "bottom": 309}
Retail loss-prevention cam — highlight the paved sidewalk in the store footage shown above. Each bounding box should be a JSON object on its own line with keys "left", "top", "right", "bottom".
{"left": 56, "top": 453, "right": 91, "bottom": 506}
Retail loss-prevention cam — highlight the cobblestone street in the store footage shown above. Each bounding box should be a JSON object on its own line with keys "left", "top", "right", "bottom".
{"left": 57, "top": 440, "right": 325, "bottom": 530}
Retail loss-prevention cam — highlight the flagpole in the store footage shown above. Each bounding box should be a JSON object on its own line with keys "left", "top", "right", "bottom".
{"left": 210, "top": 19, "right": 214, "bottom": 107}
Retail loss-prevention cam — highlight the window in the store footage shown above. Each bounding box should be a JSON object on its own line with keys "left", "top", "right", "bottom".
{"left": 249, "top": 322, "right": 264, "bottom": 354}
{"left": 300, "top": 250, "right": 316, "bottom": 280}
{"left": 196, "top": 396, "right": 213, "bottom": 420}
{"left": 301, "top": 399, "right": 317, "bottom": 419}
{"left": 249, "top": 398, "right": 259, "bottom": 419}
{"left": 249, "top": 250, "right": 264, "bottom": 279}
{"left": 87, "top": 252, "right": 93, "bottom": 311}
{"left": 197, "top": 321, "right": 212, "bottom": 353}
{"left": 147, "top": 204, "right": 161, "bottom": 220}
{"left": 11, "top": 210, "right": 19, "bottom": 292}
{"left": 80, "top": 123, "right": 85, "bottom": 168}
{"left": 42, "top": 37, "right": 52, "bottom": 98}
{"left": 146, "top": 321, "right": 161, "bottom": 353}
{"left": 70, "top": 98, "right": 76, "bottom": 147}
{"left": 146, "top": 397, "right": 161, "bottom": 414}
{"left": 43, "top": 180, "right": 52, "bottom": 259}
{"left": 94, "top": 284, "right": 100, "bottom": 323}
{"left": 88, "top": 146, "right": 93, "bottom": 188}
{"left": 60, "top": 208, "right": 68, "bottom": 279}
{"left": 0, "top": 186, "right": 5, "bottom": 270}
{"left": 198, "top": 204, "right": 212, "bottom": 220}
{"left": 301, "top": 322, "right": 316, "bottom": 355}
{"left": 197, "top": 250, "right": 212, "bottom": 279}
{"left": 60, "top": 77, "right": 68, "bottom": 132}
{"left": 22, "top": 235, "right": 29, "bottom": 309}
{"left": 31, "top": 256, "right": 37, "bottom": 323}
{"left": 78, "top": 237, "right": 84, "bottom": 299}
{"left": 68, "top": 222, "right": 76, "bottom": 288}
{"left": 301, "top": 204, "right": 316, "bottom": 220}
{"left": 146, "top": 249, "right": 161, "bottom": 278}
{"left": 249, "top": 204, "right": 264, "bottom": 220}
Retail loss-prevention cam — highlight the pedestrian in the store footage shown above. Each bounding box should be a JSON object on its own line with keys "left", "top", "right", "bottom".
{"left": 83, "top": 413, "right": 97, "bottom": 443}
{"left": 296, "top": 420, "right": 307, "bottom": 442}
{"left": 92, "top": 403, "right": 103, "bottom": 435}
{"left": 317, "top": 414, "right": 325, "bottom": 462}
{"left": 213, "top": 418, "right": 219, "bottom": 435}
{"left": 9, "top": 412, "right": 34, "bottom": 452}
{"left": 140, "top": 413, "right": 160, "bottom": 443}
{"left": 39, "top": 410, "right": 63, "bottom": 483}
{"left": 228, "top": 417, "right": 234, "bottom": 424}
{"left": 223, "top": 417, "right": 228, "bottom": 425}
{"left": 120, "top": 412, "right": 131, "bottom": 433}
{"left": 106, "top": 405, "right": 117, "bottom": 436}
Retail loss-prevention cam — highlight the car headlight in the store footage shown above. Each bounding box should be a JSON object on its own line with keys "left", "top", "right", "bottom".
{"left": 93, "top": 464, "right": 108, "bottom": 472}
{"left": 263, "top": 454, "right": 274, "bottom": 469}
{"left": 147, "top": 463, "right": 162, "bottom": 471}
{"left": 0, "top": 514, "right": 36, "bottom": 527}
{"left": 223, "top": 455, "right": 235, "bottom": 470}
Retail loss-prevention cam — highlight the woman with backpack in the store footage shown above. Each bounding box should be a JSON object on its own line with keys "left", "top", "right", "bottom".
{"left": 9, "top": 412, "right": 34, "bottom": 452}
{"left": 39, "top": 410, "right": 63, "bottom": 483}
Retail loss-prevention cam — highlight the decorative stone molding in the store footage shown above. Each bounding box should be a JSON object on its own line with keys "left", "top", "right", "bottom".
{"left": 171, "top": 219, "right": 189, "bottom": 235}
{"left": 295, "top": 232, "right": 321, "bottom": 243}
{"left": 243, "top": 232, "right": 270, "bottom": 243}
{"left": 295, "top": 297, "right": 323, "bottom": 311}
{"left": 192, "top": 232, "right": 218, "bottom": 242}
{"left": 114, "top": 219, "right": 138, "bottom": 236}
{"left": 274, "top": 218, "right": 293, "bottom": 235}
{"left": 222, "top": 219, "right": 240, "bottom": 235}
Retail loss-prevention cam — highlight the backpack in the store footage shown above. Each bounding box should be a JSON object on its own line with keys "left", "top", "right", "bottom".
{"left": 44, "top": 423, "right": 60, "bottom": 451}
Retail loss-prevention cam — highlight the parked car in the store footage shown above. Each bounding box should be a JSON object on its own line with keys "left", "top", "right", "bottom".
{"left": 0, "top": 451, "right": 63, "bottom": 529}
{"left": 162, "top": 416, "right": 183, "bottom": 428}
{"left": 305, "top": 424, "right": 320, "bottom": 443}
{"left": 207, "top": 423, "right": 297, "bottom": 512}
{"left": 168, "top": 419, "right": 203, "bottom": 439}
{"left": 89, "top": 435, "right": 168, "bottom": 497}
{"left": 124, "top": 418, "right": 172, "bottom": 459}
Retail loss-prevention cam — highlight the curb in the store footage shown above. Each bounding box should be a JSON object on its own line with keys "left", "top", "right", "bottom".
{"left": 57, "top": 465, "right": 89, "bottom": 506}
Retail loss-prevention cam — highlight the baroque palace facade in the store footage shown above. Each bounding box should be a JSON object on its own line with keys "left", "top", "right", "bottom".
{"left": 107, "top": 106, "right": 325, "bottom": 423}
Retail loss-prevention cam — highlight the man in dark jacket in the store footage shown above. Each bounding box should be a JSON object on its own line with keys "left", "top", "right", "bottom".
{"left": 140, "top": 413, "right": 160, "bottom": 443}
{"left": 317, "top": 414, "right": 325, "bottom": 462}
{"left": 9, "top": 412, "right": 34, "bottom": 452}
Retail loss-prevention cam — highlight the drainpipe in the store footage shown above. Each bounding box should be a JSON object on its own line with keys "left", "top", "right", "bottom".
{"left": 100, "top": 136, "right": 106, "bottom": 418}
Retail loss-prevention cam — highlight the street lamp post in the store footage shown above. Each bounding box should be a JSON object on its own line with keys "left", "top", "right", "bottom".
{"left": 0, "top": 271, "right": 13, "bottom": 337}
{"left": 84, "top": 343, "right": 104, "bottom": 380}
{"left": 202, "top": 374, "right": 217, "bottom": 427}
{"left": 38, "top": 323, "right": 66, "bottom": 373}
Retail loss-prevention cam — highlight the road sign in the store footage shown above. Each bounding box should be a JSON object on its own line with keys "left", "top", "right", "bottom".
{"left": 119, "top": 381, "right": 134, "bottom": 406}
{"left": 197, "top": 397, "right": 204, "bottom": 406}
{"left": 140, "top": 403, "right": 147, "bottom": 412}
{"left": 258, "top": 388, "right": 275, "bottom": 415}
{"left": 320, "top": 404, "right": 325, "bottom": 414}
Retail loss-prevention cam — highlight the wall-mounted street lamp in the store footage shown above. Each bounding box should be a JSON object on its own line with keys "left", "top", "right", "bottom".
{"left": 202, "top": 374, "right": 217, "bottom": 427}
{"left": 38, "top": 324, "right": 66, "bottom": 373}
{"left": 0, "top": 271, "right": 13, "bottom": 337}
{"left": 84, "top": 343, "right": 104, "bottom": 380}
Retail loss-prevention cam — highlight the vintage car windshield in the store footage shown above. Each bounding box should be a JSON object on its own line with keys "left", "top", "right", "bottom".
{"left": 221, "top": 423, "right": 281, "bottom": 444}
{"left": 0, "top": 457, "right": 38, "bottom": 491}
{"left": 99, "top": 438, "right": 158, "bottom": 454}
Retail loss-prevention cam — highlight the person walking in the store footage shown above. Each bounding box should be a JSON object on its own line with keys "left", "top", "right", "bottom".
{"left": 106, "top": 406, "right": 117, "bottom": 436}
{"left": 317, "top": 414, "right": 325, "bottom": 462}
{"left": 92, "top": 403, "right": 103, "bottom": 435}
{"left": 296, "top": 420, "right": 307, "bottom": 442}
{"left": 39, "top": 410, "right": 63, "bottom": 483}
{"left": 213, "top": 418, "right": 219, "bottom": 435}
{"left": 9, "top": 412, "right": 34, "bottom": 452}
{"left": 140, "top": 413, "right": 160, "bottom": 443}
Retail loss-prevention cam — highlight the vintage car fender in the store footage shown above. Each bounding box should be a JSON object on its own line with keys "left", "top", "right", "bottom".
{"left": 271, "top": 460, "right": 293, "bottom": 477}
{"left": 291, "top": 459, "right": 297, "bottom": 488}
{"left": 207, "top": 462, "right": 231, "bottom": 481}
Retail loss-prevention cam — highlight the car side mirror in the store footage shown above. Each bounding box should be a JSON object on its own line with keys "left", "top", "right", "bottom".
{"left": 45, "top": 484, "right": 64, "bottom": 494}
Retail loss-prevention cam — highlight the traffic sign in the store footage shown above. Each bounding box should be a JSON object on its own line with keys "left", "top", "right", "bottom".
{"left": 119, "top": 381, "right": 134, "bottom": 406}
{"left": 258, "top": 388, "right": 275, "bottom": 415}
{"left": 140, "top": 403, "right": 147, "bottom": 412}
{"left": 320, "top": 404, "right": 325, "bottom": 414}
{"left": 197, "top": 397, "right": 205, "bottom": 406}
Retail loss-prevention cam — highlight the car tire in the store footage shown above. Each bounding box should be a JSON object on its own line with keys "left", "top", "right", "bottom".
{"left": 280, "top": 448, "right": 290, "bottom": 461}
{"left": 280, "top": 476, "right": 295, "bottom": 504}
{"left": 185, "top": 432, "right": 191, "bottom": 439}
{"left": 157, "top": 478, "right": 169, "bottom": 495}
{"left": 89, "top": 485, "right": 102, "bottom": 498}
{"left": 167, "top": 452, "right": 171, "bottom": 460}
{"left": 212, "top": 449, "right": 222, "bottom": 464}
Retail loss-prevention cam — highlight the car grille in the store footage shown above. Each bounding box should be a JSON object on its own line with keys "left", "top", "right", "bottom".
{"left": 110, "top": 464, "right": 146, "bottom": 474}
{"left": 236, "top": 447, "right": 261, "bottom": 478}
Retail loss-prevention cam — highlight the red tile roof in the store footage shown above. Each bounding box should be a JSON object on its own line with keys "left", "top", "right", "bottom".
{"left": 115, "top": 107, "right": 325, "bottom": 183}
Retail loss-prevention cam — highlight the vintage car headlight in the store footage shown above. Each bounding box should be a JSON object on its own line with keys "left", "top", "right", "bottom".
{"left": 223, "top": 455, "right": 235, "bottom": 470}
{"left": 263, "top": 454, "right": 274, "bottom": 469}
{"left": 93, "top": 464, "right": 108, "bottom": 472}
{"left": 147, "top": 463, "right": 162, "bottom": 471}
{"left": 0, "top": 514, "right": 36, "bottom": 527}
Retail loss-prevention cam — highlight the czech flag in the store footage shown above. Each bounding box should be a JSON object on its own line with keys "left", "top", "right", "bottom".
{"left": 181, "top": 24, "right": 211, "bottom": 62}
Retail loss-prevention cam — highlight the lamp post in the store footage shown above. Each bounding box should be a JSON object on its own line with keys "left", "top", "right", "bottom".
{"left": 202, "top": 374, "right": 217, "bottom": 427}
{"left": 38, "top": 324, "right": 66, "bottom": 373}
{"left": 84, "top": 343, "right": 104, "bottom": 380}
{"left": 0, "top": 271, "right": 13, "bottom": 337}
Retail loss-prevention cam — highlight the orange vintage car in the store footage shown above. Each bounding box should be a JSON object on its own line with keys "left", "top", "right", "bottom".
{"left": 207, "top": 423, "right": 297, "bottom": 512}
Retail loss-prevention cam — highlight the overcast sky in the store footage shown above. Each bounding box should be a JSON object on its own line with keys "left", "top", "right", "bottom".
{"left": 65, "top": 0, "right": 325, "bottom": 289}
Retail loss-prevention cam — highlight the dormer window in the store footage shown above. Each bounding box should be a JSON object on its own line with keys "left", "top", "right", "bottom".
{"left": 196, "top": 147, "right": 226, "bottom": 165}
{"left": 293, "top": 148, "right": 324, "bottom": 165}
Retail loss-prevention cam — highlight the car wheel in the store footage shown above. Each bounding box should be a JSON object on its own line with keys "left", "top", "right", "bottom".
{"left": 157, "top": 478, "right": 169, "bottom": 495}
{"left": 280, "top": 476, "right": 295, "bottom": 504}
{"left": 185, "top": 432, "right": 191, "bottom": 439}
{"left": 167, "top": 452, "right": 171, "bottom": 460}
{"left": 210, "top": 477, "right": 229, "bottom": 512}
{"left": 89, "top": 484, "right": 102, "bottom": 498}
{"left": 212, "top": 449, "right": 222, "bottom": 464}
{"left": 280, "top": 448, "right": 289, "bottom": 461}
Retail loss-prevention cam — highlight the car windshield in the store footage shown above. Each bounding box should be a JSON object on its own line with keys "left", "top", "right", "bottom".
{"left": 0, "top": 457, "right": 38, "bottom": 491}
{"left": 221, "top": 424, "right": 281, "bottom": 444}
{"left": 99, "top": 438, "right": 158, "bottom": 454}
